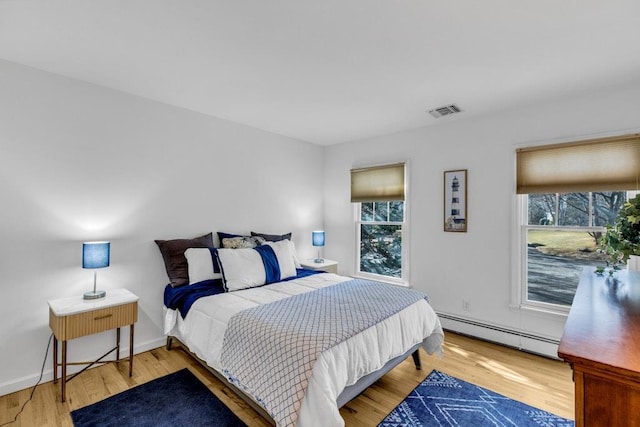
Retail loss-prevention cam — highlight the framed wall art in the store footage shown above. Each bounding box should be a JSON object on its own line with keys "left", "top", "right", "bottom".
{"left": 444, "top": 169, "right": 467, "bottom": 232}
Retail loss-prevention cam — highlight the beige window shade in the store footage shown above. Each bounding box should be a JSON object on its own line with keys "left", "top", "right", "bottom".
{"left": 351, "top": 163, "right": 405, "bottom": 202}
{"left": 516, "top": 134, "right": 640, "bottom": 194}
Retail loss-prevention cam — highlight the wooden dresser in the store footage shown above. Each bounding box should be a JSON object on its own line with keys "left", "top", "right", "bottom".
{"left": 558, "top": 268, "right": 640, "bottom": 427}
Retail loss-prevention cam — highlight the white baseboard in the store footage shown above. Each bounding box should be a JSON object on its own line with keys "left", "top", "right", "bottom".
{"left": 437, "top": 312, "right": 561, "bottom": 359}
{"left": 0, "top": 337, "right": 166, "bottom": 398}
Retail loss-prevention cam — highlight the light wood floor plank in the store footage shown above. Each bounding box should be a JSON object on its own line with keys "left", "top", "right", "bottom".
{"left": 0, "top": 332, "right": 573, "bottom": 426}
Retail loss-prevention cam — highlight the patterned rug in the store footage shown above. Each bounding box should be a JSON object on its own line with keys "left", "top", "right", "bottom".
{"left": 378, "top": 370, "right": 574, "bottom": 426}
{"left": 71, "top": 368, "right": 247, "bottom": 427}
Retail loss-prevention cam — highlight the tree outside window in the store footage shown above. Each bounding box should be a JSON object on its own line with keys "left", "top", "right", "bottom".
{"left": 358, "top": 201, "right": 404, "bottom": 280}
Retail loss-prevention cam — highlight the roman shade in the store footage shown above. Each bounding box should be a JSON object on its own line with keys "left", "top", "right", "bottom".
{"left": 351, "top": 163, "right": 405, "bottom": 202}
{"left": 516, "top": 134, "right": 640, "bottom": 194}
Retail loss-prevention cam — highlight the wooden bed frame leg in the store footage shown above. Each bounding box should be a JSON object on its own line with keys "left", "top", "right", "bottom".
{"left": 411, "top": 350, "right": 421, "bottom": 370}
{"left": 166, "top": 336, "right": 173, "bottom": 350}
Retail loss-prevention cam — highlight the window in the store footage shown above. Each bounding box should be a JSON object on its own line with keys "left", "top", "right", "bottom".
{"left": 357, "top": 201, "right": 406, "bottom": 281}
{"left": 515, "top": 133, "right": 640, "bottom": 312}
{"left": 351, "top": 163, "right": 408, "bottom": 284}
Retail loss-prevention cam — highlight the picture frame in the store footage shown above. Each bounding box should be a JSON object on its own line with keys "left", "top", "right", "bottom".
{"left": 444, "top": 169, "right": 467, "bottom": 232}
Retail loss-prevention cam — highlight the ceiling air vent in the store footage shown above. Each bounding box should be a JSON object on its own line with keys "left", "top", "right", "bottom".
{"left": 428, "top": 104, "right": 462, "bottom": 118}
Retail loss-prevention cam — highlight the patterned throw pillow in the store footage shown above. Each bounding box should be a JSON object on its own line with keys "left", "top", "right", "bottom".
{"left": 221, "top": 236, "right": 266, "bottom": 249}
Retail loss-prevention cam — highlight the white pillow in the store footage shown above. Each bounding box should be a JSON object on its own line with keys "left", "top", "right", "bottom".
{"left": 217, "top": 241, "right": 298, "bottom": 292}
{"left": 266, "top": 240, "right": 297, "bottom": 280}
{"left": 184, "top": 248, "right": 221, "bottom": 284}
{"left": 287, "top": 239, "right": 302, "bottom": 269}
{"left": 217, "top": 248, "right": 268, "bottom": 291}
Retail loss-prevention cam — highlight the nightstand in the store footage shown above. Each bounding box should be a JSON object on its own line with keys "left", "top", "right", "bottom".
{"left": 300, "top": 259, "right": 338, "bottom": 274}
{"left": 48, "top": 288, "right": 139, "bottom": 402}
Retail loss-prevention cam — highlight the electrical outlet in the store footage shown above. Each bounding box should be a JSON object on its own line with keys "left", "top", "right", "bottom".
{"left": 462, "top": 300, "right": 470, "bottom": 311}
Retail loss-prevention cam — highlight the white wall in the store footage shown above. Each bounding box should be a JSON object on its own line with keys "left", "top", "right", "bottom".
{"left": 324, "top": 80, "right": 640, "bottom": 357}
{"left": 0, "top": 59, "right": 324, "bottom": 396}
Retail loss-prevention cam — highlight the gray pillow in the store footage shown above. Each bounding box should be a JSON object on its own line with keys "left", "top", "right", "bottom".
{"left": 250, "top": 231, "right": 292, "bottom": 242}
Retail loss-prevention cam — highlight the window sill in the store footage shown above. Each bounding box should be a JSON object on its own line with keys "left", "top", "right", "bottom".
{"left": 510, "top": 302, "right": 569, "bottom": 318}
{"left": 353, "top": 273, "right": 409, "bottom": 287}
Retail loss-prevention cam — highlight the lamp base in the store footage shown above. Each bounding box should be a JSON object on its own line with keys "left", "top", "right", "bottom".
{"left": 314, "top": 258, "right": 324, "bottom": 264}
{"left": 83, "top": 290, "right": 106, "bottom": 300}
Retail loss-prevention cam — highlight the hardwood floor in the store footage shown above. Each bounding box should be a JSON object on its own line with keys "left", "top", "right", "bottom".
{"left": 0, "top": 332, "right": 574, "bottom": 426}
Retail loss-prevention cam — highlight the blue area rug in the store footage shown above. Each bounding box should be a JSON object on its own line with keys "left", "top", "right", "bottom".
{"left": 71, "top": 368, "right": 247, "bottom": 427}
{"left": 378, "top": 370, "right": 573, "bottom": 427}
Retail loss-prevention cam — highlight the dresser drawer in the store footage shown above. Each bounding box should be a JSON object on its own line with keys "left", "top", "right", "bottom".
{"left": 50, "top": 301, "right": 138, "bottom": 340}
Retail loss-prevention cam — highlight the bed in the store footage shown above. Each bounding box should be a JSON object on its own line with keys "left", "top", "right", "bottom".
{"left": 157, "top": 232, "right": 444, "bottom": 427}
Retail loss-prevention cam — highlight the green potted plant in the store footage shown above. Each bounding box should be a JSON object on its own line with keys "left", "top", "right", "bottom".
{"left": 601, "top": 194, "right": 640, "bottom": 270}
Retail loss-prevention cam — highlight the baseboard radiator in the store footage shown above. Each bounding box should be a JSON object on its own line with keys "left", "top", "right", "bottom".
{"left": 437, "top": 312, "right": 560, "bottom": 347}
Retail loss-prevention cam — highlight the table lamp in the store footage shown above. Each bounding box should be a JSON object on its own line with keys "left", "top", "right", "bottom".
{"left": 82, "top": 241, "right": 110, "bottom": 299}
{"left": 312, "top": 230, "right": 325, "bottom": 263}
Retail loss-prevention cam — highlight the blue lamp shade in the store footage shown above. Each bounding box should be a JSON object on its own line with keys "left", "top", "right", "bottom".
{"left": 312, "top": 231, "right": 325, "bottom": 247}
{"left": 82, "top": 241, "right": 110, "bottom": 269}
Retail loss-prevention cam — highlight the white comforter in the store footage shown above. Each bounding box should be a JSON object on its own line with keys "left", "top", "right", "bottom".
{"left": 164, "top": 273, "right": 444, "bottom": 427}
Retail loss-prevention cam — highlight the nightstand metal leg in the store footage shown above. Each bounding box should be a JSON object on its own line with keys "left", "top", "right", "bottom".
{"left": 129, "top": 324, "right": 134, "bottom": 377}
{"left": 61, "top": 340, "right": 67, "bottom": 402}
{"left": 116, "top": 327, "right": 121, "bottom": 362}
{"left": 53, "top": 336, "right": 58, "bottom": 383}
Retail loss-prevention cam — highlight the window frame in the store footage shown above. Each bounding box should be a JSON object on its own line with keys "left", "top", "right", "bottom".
{"left": 354, "top": 201, "right": 410, "bottom": 286}
{"left": 515, "top": 191, "right": 636, "bottom": 315}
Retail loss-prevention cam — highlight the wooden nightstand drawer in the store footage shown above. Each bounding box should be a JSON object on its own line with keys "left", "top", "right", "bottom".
{"left": 50, "top": 301, "right": 137, "bottom": 340}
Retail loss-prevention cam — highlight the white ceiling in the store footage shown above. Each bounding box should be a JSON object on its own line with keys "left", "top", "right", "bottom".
{"left": 1, "top": 1, "right": 639, "bottom": 145}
